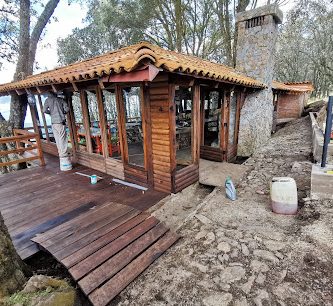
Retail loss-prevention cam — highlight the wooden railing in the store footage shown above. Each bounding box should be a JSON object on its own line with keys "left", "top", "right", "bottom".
{"left": 0, "top": 129, "right": 45, "bottom": 167}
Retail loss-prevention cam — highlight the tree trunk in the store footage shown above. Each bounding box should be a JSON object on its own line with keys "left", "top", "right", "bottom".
{"left": 0, "top": 213, "right": 27, "bottom": 298}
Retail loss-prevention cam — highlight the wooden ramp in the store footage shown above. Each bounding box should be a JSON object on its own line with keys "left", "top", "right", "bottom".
{"left": 32, "top": 202, "right": 179, "bottom": 306}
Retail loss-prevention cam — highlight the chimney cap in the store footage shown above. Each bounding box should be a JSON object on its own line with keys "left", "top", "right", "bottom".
{"left": 236, "top": 4, "right": 283, "bottom": 24}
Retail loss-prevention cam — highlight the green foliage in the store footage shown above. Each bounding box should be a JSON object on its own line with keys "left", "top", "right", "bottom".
{"left": 57, "top": 0, "right": 249, "bottom": 66}
{"left": 275, "top": 0, "right": 333, "bottom": 97}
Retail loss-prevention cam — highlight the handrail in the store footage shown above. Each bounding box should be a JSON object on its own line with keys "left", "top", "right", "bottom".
{"left": 0, "top": 129, "right": 45, "bottom": 168}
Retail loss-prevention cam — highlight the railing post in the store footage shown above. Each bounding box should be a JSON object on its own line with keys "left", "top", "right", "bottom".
{"left": 321, "top": 96, "right": 333, "bottom": 168}
{"left": 35, "top": 132, "right": 45, "bottom": 166}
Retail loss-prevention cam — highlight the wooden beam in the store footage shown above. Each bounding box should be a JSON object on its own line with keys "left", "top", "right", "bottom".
{"left": 25, "top": 88, "right": 32, "bottom": 95}
{"left": 103, "top": 65, "right": 160, "bottom": 83}
{"left": 80, "top": 90, "right": 93, "bottom": 154}
{"left": 15, "top": 89, "right": 26, "bottom": 96}
{"left": 36, "top": 86, "right": 42, "bottom": 94}
{"left": 143, "top": 85, "right": 153, "bottom": 184}
{"left": 65, "top": 93, "right": 77, "bottom": 160}
{"left": 37, "top": 95, "right": 50, "bottom": 142}
{"left": 115, "top": 85, "right": 128, "bottom": 164}
{"left": 168, "top": 83, "right": 177, "bottom": 193}
{"left": 67, "top": 93, "right": 78, "bottom": 156}
{"left": 71, "top": 82, "right": 79, "bottom": 92}
{"left": 192, "top": 84, "right": 200, "bottom": 164}
{"left": 51, "top": 84, "right": 58, "bottom": 93}
{"left": 98, "top": 79, "right": 105, "bottom": 90}
{"left": 95, "top": 86, "right": 109, "bottom": 158}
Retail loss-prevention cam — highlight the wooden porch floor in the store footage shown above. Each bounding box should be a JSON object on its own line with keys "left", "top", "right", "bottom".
{"left": 0, "top": 153, "right": 167, "bottom": 259}
{"left": 0, "top": 154, "right": 180, "bottom": 305}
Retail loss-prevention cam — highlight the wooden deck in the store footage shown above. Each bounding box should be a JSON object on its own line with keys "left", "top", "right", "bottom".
{"left": 0, "top": 153, "right": 167, "bottom": 259}
{"left": 0, "top": 154, "right": 179, "bottom": 305}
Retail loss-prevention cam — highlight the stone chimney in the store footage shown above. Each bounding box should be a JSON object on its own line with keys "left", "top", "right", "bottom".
{"left": 236, "top": 4, "right": 283, "bottom": 156}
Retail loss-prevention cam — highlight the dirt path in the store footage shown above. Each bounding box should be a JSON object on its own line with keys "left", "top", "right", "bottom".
{"left": 115, "top": 116, "right": 333, "bottom": 306}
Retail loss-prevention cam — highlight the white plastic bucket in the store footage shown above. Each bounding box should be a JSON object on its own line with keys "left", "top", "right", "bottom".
{"left": 59, "top": 157, "right": 72, "bottom": 171}
{"left": 270, "top": 177, "right": 298, "bottom": 215}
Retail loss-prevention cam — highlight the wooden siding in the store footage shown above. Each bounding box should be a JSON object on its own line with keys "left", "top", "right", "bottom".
{"left": 41, "top": 141, "right": 58, "bottom": 156}
{"left": 277, "top": 93, "right": 304, "bottom": 121}
{"left": 174, "top": 164, "right": 199, "bottom": 193}
{"left": 149, "top": 75, "right": 173, "bottom": 193}
{"left": 200, "top": 146, "right": 223, "bottom": 162}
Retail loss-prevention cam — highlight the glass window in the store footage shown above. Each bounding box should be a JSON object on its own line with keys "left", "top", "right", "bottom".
{"left": 202, "top": 89, "right": 222, "bottom": 147}
{"left": 229, "top": 91, "right": 237, "bottom": 145}
{"left": 174, "top": 86, "right": 193, "bottom": 169}
{"left": 122, "top": 86, "right": 144, "bottom": 167}
{"left": 102, "top": 88, "right": 121, "bottom": 159}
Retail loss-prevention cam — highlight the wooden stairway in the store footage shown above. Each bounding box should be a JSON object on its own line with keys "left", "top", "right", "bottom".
{"left": 32, "top": 202, "right": 179, "bottom": 306}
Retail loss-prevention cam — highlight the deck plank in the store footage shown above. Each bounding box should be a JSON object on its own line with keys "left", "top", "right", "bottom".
{"left": 88, "top": 231, "right": 179, "bottom": 306}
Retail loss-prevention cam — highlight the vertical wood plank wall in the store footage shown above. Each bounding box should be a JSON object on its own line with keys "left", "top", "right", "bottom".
{"left": 149, "top": 74, "right": 174, "bottom": 193}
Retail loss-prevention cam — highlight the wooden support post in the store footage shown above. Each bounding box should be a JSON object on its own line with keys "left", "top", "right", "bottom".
{"left": 142, "top": 85, "right": 152, "bottom": 181}
{"left": 115, "top": 85, "right": 128, "bottom": 164}
{"left": 192, "top": 84, "right": 200, "bottom": 164}
{"left": 220, "top": 90, "right": 230, "bottom": 161}
{"left": 96, "top": 86, "right": 109, "bottom": 158}
{"left": 234, "top": 91, "right": 242, "bottom": 147}
{"left": 65, "top": 93, "right": 77, "bottom": 160}
{"left": 29, "top": 102, "right": 41, "bottom": 138}
{"left": 168, "top": 83, "right": 177, "bottom": 192}
{"left": 37, "top": 94, "right": 50, "bottom": 142}
{"left": 36, "top": 133, "right": 46, "bottom": 166}
{"left": 80, "top": 90, "right": 93, "bottom": 154}
{"left": 200, "top": 88, "right": 205, "bottom": 145}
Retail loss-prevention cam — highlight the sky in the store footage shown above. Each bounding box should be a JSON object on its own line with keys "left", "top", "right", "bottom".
{"left": 0, "top": 0, "right": 296, "bottom": 124}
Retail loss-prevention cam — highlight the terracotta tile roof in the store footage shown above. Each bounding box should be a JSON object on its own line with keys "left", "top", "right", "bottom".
{"left": 272, "top": 81, "right": 314, "bottom": 93}
{"left": 0, "top": 42, "right": 265, "bottom": 94}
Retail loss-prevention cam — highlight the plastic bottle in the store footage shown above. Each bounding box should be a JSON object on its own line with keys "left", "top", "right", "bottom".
{"left": 225, "top": 176, "right": 237, "bottom": 201}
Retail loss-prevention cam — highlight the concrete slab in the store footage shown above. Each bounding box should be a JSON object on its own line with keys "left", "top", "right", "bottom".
{"left": 311, "top": 164, "right": 333, "bottom": 200}
{"left": 199, "top": 159, "right": 249, "bottom": 187}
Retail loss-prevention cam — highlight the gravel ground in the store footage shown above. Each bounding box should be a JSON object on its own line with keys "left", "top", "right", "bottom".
{"left": 115, "top": 116, "right": 333, "bottom": 306}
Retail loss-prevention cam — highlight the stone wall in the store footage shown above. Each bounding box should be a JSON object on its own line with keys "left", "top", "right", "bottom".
{"left": 236, "top": 4, "right": 283, "bottom": 156}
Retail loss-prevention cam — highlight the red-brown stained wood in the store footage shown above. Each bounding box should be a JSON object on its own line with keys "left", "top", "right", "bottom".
{"left": 69, "top": 217, "right": 159, "bottom": 279}
{"left": 61, "top": 213, "right": 152, "bottom": 268}
{"left": 78, "top": 222, "right": 169, "bottom": 294}
{"left": 88, "top": 231, "right": 179, "bottom": 306}
{"left": 53, "top": 211, "right": 144, "bottom": 261}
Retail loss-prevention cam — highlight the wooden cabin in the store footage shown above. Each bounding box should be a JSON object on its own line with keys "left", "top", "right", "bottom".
{"left": 272, "top": 81, "right": 314, "bottom": 125}
{"left": 0, "top": 42, "right": 267, "bottom": 193}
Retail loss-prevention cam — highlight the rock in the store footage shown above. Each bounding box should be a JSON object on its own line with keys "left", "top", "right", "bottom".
{"left": 253, "top": 289, "right": 269, "bottom": 306}
{"left": 217, "top": 242, "right": 231, "bottom": 253}
{"left": 22, "top": 275, "right": 71, "bottom": 294}
{"left": 190, "top": 261, "right": 208, "bottom": 273}
{"left": 250, "top": 260, "right": 269, "bottom": 273}
{"left": 248, "top": 240, "right": 259, "bottom": 250}
{"left": 229, "top": 262, "right": 243, "bottom": 266}
{"left": 253, "top": 249, "right": 279, "bottom": 263}
{"left": 255, "top": 272, "right": 266, "bottom": 284}
{"left": 241, "top": 244, "right": 250, "bottom": 256}
{"left": 230, "top": 249, "right": 239, "bottom": 258}
{"left": 203, "top": 293, "right": 233, "bottom": 306}
{"left": 291, "top": 162, "right": 302, "bottom": 172}
{"left": 218, "top": 254, "right": 230, "bottom": 263}
{"left": 241, "top": 275, "right": 256, "bottom": 294}
{"left": 204, "top": 232, "right": 216, "bottom": 244}
{"left": 272, "top": 282, "right": 297, "bottom": 300}
{"left": 6, "top": 275, "right": 79, "bottom": 306}
{"left": 256, "top": 189, "right": 265, "bottom": 195}
{"left": 220, "top": 283, "right": 231, "bottom": 291}
{"left": 195, "top": 214, "right": 213, "bottom": 225}
{"left": 220, "top": 266, "right": 246, "bottom": 283}
{"left": 234, "top": 297, "right": 249, "bottom": 306}
{"left": 195, "top": 230, "right": 208, "bottom": 240}
{"left": 263, "top": 240, "right": 285, "bottom": 251}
